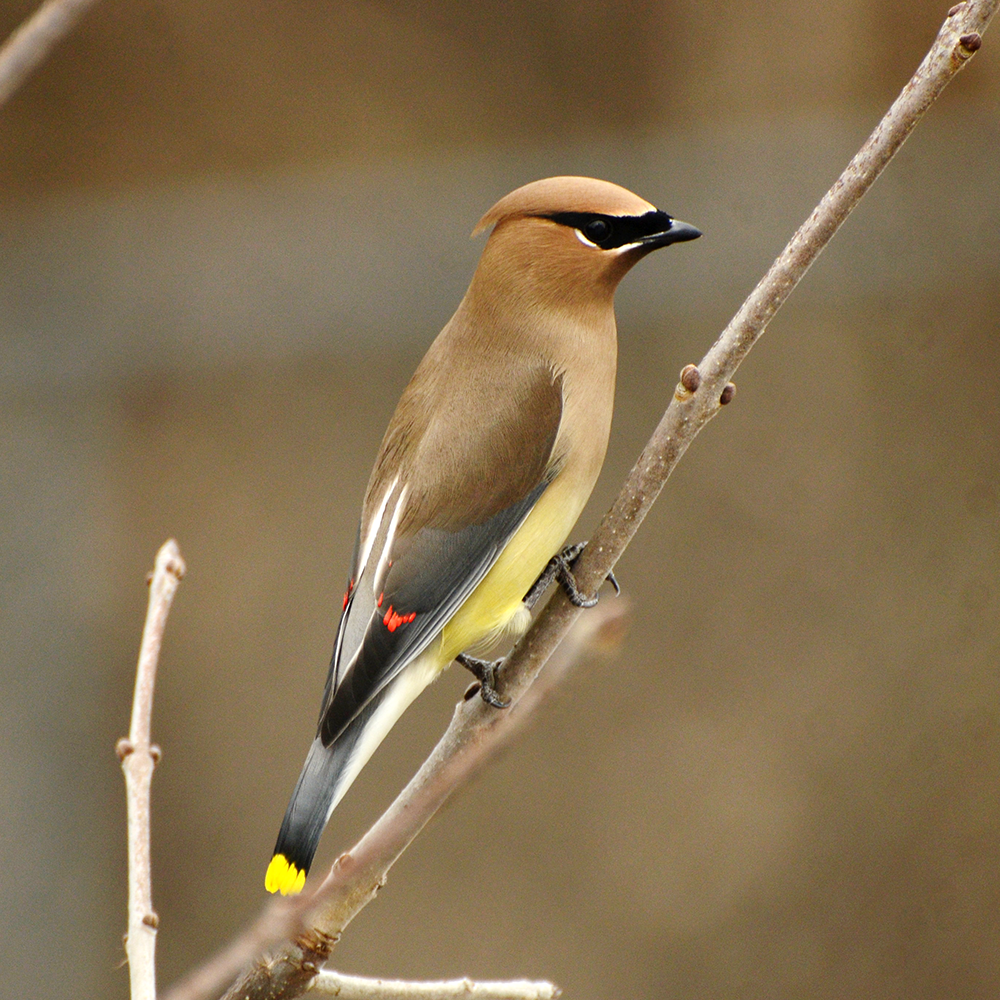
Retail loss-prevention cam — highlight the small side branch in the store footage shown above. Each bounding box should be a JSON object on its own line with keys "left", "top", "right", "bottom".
{"left": 311, "top": 970, "right": 560, "bottom": 1000}
{"left": 117, "top": 540, "right": 186, "bottom": 1000}
{"left": 0, "top": 0, "right": 102, "bottom": 109}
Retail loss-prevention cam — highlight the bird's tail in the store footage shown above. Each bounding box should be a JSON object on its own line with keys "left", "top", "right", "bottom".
{"left": 265, "top": 731, "right": 359, "bottom": 895}
{"left": 265, "top": 650, "right": 441, "bottom": 895}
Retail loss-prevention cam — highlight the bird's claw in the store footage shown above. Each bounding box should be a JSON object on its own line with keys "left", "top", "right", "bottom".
{"left": 524, "top": 541, "right": 619, "bottom": 609}
{"left": 456, "top": 653, "right": 511, "bottom": 709}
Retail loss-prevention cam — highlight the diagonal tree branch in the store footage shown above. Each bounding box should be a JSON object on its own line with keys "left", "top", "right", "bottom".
{"left": 117, "top": 539, "right": 186, "bottom": 1000}
{"left": 164, "top": 599, "right": 627, "bottom": 1000}
{"left": 562, "top": 0, "right": 992, "bottom": 611}
{"left": 163, "top": 3, "right": 996, "bottom": 998}
{"left": 0, "top": 0, "right": 102, "bottom": 110}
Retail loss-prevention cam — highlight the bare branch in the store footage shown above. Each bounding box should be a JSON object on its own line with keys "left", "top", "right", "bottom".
{"left": 562, "top": 0, "right": 996, "bottom": 610}
{"left": 0, "top": 0, "right": 102, "bottom": 110}
{"left": 165, "top": 3, "right": 997, "bottom": 998}
{"left": 310, "top": 970, "right": 560, "bottom": 1000}
{"left": 117, "top": 539, "right": 185, "bottom": 1000}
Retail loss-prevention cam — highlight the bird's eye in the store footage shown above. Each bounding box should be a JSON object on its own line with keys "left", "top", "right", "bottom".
{"left": 583, "top": 219, "right": 612, "bottom": 244}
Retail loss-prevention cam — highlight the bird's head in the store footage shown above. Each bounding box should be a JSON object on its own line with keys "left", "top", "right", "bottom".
{"left": 472, "top": 176, "right": 701, "bottom": 304}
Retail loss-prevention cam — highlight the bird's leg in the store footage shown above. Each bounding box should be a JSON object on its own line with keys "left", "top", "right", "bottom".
{"left": 455, "top": 653, "right": 511, "bottom": 709}
{"left": 459, "top": 540, "right": 621, "bottom": 710}
{"left": 523, "top": 541, "right": 621, "bottom": 610}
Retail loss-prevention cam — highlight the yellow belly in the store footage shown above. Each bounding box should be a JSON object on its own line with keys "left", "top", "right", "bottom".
{"left": 439, "top": 473, "right": 587, "bottom": 663}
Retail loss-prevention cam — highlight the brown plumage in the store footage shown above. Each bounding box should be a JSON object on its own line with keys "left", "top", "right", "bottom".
{"left": 265, "top": 176, "right": 700, "bottom": 896}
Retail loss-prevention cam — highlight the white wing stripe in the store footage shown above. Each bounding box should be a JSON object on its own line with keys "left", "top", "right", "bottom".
{"left": 373, "top": 483, "right": 409, "bottom": 594}
{"left": 356, "top": 475, "right": 398, "bottom": 578}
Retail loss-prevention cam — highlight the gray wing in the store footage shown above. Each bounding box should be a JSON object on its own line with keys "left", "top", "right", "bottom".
{"left": 317, "top": 361, "right": 564, "bottom": 747}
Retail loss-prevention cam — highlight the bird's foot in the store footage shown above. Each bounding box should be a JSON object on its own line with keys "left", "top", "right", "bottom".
{"left": 456, "top": 653, "right": 510, "bottom": 709}
{"left": 523, "top": 541, "right": 620, "bottom": 610}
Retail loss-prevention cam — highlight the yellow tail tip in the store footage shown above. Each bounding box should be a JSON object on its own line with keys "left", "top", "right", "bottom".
{"left": 265, "top": 853, "right": 306, "bottom": 896}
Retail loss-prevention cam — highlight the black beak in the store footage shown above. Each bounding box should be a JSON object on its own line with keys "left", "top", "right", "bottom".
{"left": 642, "top": 218, "right": 702, "bottom": 248}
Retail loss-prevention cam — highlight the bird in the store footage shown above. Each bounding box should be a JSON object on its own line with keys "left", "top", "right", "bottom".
{"left": 265, "top": 176, "right": 700, "bottom": 895}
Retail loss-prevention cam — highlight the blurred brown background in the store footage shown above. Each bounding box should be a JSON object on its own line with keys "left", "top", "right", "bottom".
{"left": 2, "top": 1, "right": 999, "bottom": 998}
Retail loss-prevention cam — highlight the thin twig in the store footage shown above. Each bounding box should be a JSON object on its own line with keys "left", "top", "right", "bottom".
{"left": 117, "top": 540, "right": 186, "bottom": 1000}
{"left": 0, "top": 0, "right": 102, "bottom": 109}
{"left": 310, "top": 970, "right": 560, "bottom": 1000}
{"left": 164, "top": 3, "right": 996, "bottom": 998}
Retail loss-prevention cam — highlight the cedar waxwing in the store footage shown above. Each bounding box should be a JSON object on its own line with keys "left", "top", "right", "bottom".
{"left": 265, "top": 176, "right": 700, "bottom": 895}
